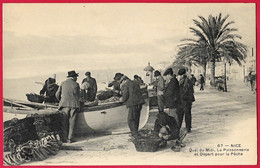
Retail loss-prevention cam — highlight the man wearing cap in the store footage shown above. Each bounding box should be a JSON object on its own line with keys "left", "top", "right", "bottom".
{"left": 81, "top": 72, "right": 97, "bottom": 102}
{"left": 133, "top": 75, "right": 144, "bottom": 86}
{"left": 163, "top": 68, "right": 181, "bottom": 126}
{"left": 178, "top": 68, "right": 195, "bottom": 133}
{"left": 108, "top": 73, "right": 123, "bottom": 93}
{"left": 119, "top": 75, "right": 145, "bottom": 139}
{"left": 55, "top": 70, "right": 80, "bottom": 143}
{"left": 40, "top": 77, "right": 59, "bottom": 103}
{"left": 153, "top": 70, "right": 165, "bottom": 113}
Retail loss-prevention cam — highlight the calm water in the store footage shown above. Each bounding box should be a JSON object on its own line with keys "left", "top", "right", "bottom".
{"left": 3, "top": 67, "right": 147, "bottom": 101}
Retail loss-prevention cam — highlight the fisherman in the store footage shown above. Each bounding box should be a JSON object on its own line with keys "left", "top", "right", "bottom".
{"left": 40, "top": 77, "right": 59, "bottom": 103}
{"left": 163, "top": 68, "right": 181, "bottom": 125}
{"left": 178, "top": 68, "right": 195, "bottom": 133}
{"left": 153, "top": 112, "right": 186, "bottom": 151}
{"left": 81, "top": 71, "right": 97, "bottom": 102}
{"left": 55, "top": 70, "right": 80, "bottom": 143}
{"left": 108, "top": 73, "right": 123, "bottom": 94}
{"left": 119, "top": 75, "right": 145, "bottom": 139}
{"left": 153, "top": 70, "right": 165, "bottom": 113}
{"left": 134, "top": 75, "right": 144, "bottom": 86}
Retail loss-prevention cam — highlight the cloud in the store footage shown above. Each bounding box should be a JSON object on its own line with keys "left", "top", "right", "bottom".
{"left": 4, "top": 31, "right": 164, "bottom": 60}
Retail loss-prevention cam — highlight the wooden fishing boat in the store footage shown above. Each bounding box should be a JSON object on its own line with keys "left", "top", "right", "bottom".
{"left": 3, "top": 98, "right": 150, "bottom": 135}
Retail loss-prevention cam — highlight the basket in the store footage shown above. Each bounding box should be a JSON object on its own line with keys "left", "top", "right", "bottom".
{"left": 132, "top": 136, "right": 162, "bottom": 152}
{"left": 26, "top": 93, "right": 45, "bottom": 103}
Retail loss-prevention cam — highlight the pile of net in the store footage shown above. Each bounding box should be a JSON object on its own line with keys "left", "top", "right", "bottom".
{"left": 4, "top": 134, "right": 62, "bottom": 165}
{"left": 26, "top": 93, "right": 45, "bottom": 103}
{"left": 97, "top": 90, "right": 121, "bottom": 103}
{"left": 4, "top": 112, "right": 66, "bottom": 165}
{"left": 98, "top": 96, "right": 121, "bottom": 103}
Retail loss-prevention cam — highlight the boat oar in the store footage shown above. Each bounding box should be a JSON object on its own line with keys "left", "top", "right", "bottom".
{"left": 4, "top": 99, "right": 34, "bottom": 109}
{"left": 60, "top": 145, "right": 83, "bottom": 151}
{"left": 35, "top": 81, "right": 44, "bottom": 85}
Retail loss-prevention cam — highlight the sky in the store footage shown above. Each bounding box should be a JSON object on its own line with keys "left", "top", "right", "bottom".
{"left": 3, "top": 3, "right": 256, "bottom": 79}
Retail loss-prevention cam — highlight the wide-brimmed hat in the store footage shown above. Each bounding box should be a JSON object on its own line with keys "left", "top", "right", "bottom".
{"left": 114, "top": 73, "right": 124, "bottom": 81}
{"left": 178, "top": 68, "right": 186, "bottom": 75}
{"left": 163, "top": 68, "right": 173, "bottom": 76}
{"left": 67, "top": 70, "right": 79, "bottom": 77}
{"left": 154, "top": 70, "right": 161, "bottom": 77}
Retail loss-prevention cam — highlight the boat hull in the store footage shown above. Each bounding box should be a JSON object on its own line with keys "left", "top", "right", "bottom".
{"left": 74, "top": 99, "right": 149, "bottom": 134}
{"left": 3, "top": 98, "right": 150, "bottom": 134}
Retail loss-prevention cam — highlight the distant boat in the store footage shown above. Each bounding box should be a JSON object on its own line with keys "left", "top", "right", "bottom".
{"left": 3, "top": 98, "right": 150, "bottom": 135}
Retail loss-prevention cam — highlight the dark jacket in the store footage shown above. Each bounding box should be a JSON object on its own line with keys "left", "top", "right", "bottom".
{"left": 82, "top": 77, "right": 97, "bottom": 101}
{"left": 190, "top": 76, "right": 197, "bottom": 86}
{"left": 179, "top": 75, "right": 195, "bottom": 102}
{"left": 40, "top": 78, "right": 59, "bottom": 103}
{"left": 154, "top": 115, "right": 180, "bottom": 140}
{"left": 163, "top": 77, "right": 180, "bottom": 108}
{"left": 199, "top": 76, "right": 205, "bottom": 84}
{"left": 121, "top": 79, "right": 145, "bottom": 108}
{"left": 55, "top": 78, "right": 80, "bottom": 109}
{"left": 153, "top": 76, "right": 165, "bottom": 95}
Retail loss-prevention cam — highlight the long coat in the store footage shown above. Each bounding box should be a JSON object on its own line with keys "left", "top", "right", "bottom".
{"left": 121, "top": 79, "right": 145, "bottom": 108}
{"left": 82, "top": 77, "right": 97, "bottom": 101}
{"left": 55, "top": 78, "right": 80, "bottom": 109}
{"left": 179, "top": 75, "right": 195, "bottom": 102}
{"left": 163, "top": 77, "right": 180, "bottom": 108}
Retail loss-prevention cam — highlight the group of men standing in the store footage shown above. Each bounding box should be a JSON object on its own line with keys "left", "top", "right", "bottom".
{"left": 39, "top": 67, "right": 196, "bottom": 146}
{"left": 153, "top": 68, "right": 195, "bottom": 133}
{"left": 41, "top": 70, "right": 146, "bottom": 143}
{"left": 40, "top": 70, "right": 97, "bottom": 143}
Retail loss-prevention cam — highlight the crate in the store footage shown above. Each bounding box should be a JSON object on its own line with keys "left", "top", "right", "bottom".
{"left": 26, "top": 93, "right": 45, "bottom": 103}
{"left": 132, "top": 136, "right": 162, "bottom": 152}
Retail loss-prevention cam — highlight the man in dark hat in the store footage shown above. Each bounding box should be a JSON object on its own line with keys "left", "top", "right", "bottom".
{"left": 163, "top": 68, "right": 181, "bottom": 125}
{"left": 178, "top": 68, "right": 195, "bottom": 133}
{"left": 55, "top": 70, "right": 80, "bottom": 143}
{"left": 81, "top": 71, "right": 97, "bottom": 102}
{"left": 108, "top": 73, "right": 124, "bottom": 93}
{"left": 153, "top": 70, "right": 165, "bottom": 113}
{"left": 119, "top": 75, "right": 145, "bottom": 139}
{"left": 40, "top": 77, "right": 59, "bottom": 103}
{"left": 133, "top": 75, "right": 144, "bottom": 86}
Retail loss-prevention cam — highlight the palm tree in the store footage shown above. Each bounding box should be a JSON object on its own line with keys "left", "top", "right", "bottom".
{"left": 177, "top": 39, "right": 209, "bottom": 82}
{"left": 180, "top": 13, "right": 247, "bottom": 86}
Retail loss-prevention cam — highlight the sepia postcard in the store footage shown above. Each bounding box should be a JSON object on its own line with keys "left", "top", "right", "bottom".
{"left": 2, "top": 2, "right": 258, "bottom": 166}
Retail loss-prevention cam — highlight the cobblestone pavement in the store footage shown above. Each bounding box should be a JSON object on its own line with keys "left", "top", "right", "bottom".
{"left": 26, "top": 80, "right": 257, "bottom": 165}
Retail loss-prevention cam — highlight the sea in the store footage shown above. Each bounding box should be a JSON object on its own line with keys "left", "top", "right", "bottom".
{"left": 3, "top": 67, "right": 148, "bottom": 101}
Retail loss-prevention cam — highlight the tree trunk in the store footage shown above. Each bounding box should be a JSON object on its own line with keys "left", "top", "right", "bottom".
{"left": 210, "top": 60, "right": 216, "bottom": 87}
{"left": 186, "top": 61, "right": 192, "bottom": 76}
{"left": 223, "top": 62, "right": 227, "bottom": 92}
{"left": 202, "top": 62, "right": 207, "bottom": 84}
